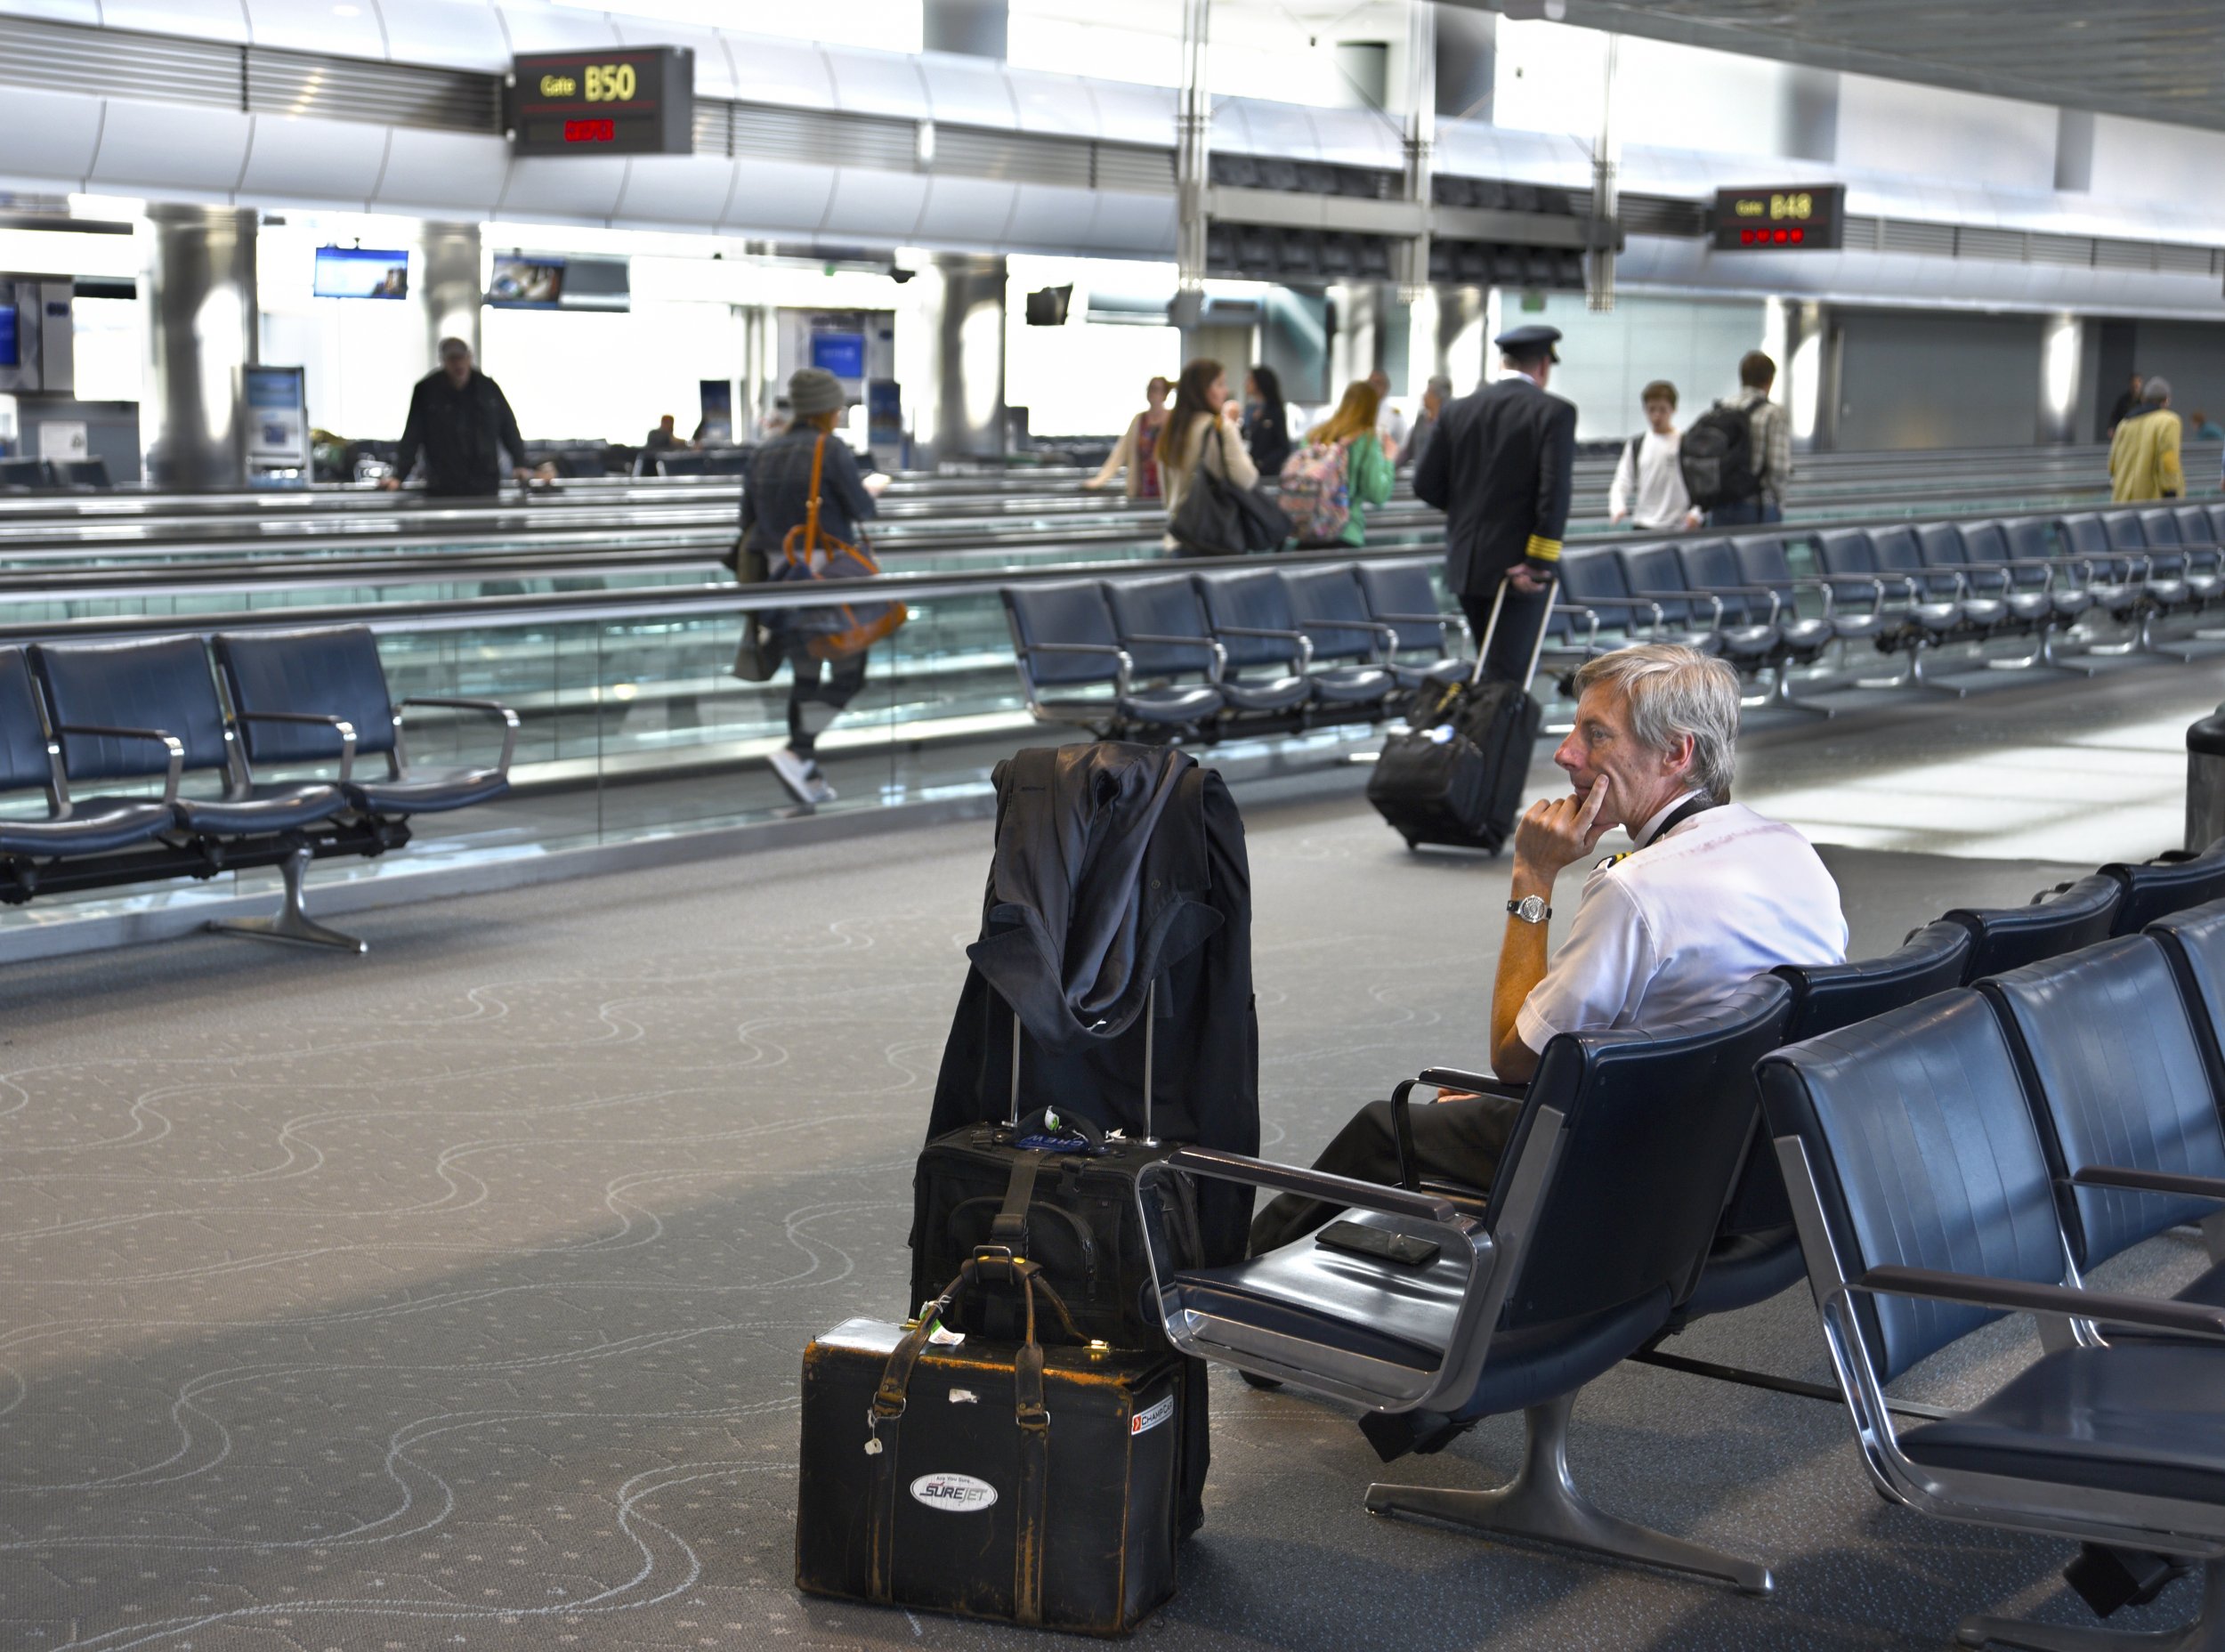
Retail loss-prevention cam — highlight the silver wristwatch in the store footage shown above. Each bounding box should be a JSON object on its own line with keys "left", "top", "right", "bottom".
{"left": 1506, "top": 895, "right": 1550, "bottom": 925}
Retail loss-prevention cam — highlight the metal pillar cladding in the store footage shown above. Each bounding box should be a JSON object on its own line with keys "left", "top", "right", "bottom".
{"left": 1175, "top": 0, "right": 1212, "bottom": 305}
{"left": 143, "top": 204, "right": 256, "bottom": 491}
{"left": 923, "top": 253, "right": 1007, "bottom": 468}
{"left": 1395, "top": 0, "right": 1435, "bottom": 303}
{"left": 1587, "top": 33, "right": 1620, "bottom": 312}
{"left": 1436, "top": 287, "right": 1486, "bottom": 391}
{"left": 418, "top": 223, "right": 481, "bottom": 368}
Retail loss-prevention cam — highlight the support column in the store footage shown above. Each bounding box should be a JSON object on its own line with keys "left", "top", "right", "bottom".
{"left": 1587, "top": 34, "right": 1620, "bottom": 312}
{"left": 418, "top": 222, "right": 481, "bottom": 367}
{"left": 1172, "top": 0, "right": 1212, "bottom": 345}
{"left": 917, "top": 253, "right": 1007, "bottom": 469}
{"left": 1436, "top": 287, "right": 1486, "bottom": 393}
{"left": 1395, "top": 0, "right": 1436, "bottom": 306}
{"left": 143, "top": 204, "right": 256, "bottom": 492}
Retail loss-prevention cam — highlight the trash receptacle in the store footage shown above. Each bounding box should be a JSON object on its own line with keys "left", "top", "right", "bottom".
{"left": 2188, "top": 710, "right": 2225, "bottom": 852}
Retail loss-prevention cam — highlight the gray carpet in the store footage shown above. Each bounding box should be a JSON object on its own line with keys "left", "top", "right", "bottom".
{"left": 0, "top": 766, "right": 2210, "bottom": 1650}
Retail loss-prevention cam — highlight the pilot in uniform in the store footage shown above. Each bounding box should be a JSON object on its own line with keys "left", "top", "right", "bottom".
{"left": 1412, "top": 324, "right": 1577, "bottom": 684}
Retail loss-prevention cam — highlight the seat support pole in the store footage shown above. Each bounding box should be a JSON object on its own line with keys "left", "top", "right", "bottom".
{"left": 1955, "top": 1557, "right": 2225, "bottom": 1650}
{"left": 1363, "top": 1390, "right": 1774, "bottom": 1596}
{"left": 207, "top": 846, "right": 367, "bottom": 955}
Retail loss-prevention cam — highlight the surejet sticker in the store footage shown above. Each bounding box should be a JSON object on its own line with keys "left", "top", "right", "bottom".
{"left": 1130, "top": 1395, "right": 1175, "bottom": 1437}
{"left": 910, "top": 1472, "right": 999, "bottom": 1512}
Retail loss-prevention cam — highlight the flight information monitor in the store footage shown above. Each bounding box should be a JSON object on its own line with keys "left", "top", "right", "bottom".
{"left": 510, "top": 47, "right": 693, "bottom": 157}
{"left": 1711, "top": 185, "right": 1846, "bottom": 250}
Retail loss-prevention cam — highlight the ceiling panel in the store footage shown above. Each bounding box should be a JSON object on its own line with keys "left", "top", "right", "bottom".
{"left": 1467, "top": 1, "right": 2225, "bottom": 132}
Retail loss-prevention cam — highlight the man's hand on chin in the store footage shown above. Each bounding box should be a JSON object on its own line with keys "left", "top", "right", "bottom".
{"left": 1512, "top": 781, "right": 1612, "bottom": 887}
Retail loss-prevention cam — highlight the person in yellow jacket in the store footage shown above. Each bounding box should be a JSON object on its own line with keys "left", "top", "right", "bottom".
{"left": 2110, "top": 376, "right": 2184, "bottom": 502}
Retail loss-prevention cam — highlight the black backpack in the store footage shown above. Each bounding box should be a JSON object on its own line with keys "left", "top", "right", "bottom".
{"left": 1679, "top": 402, "right": 1760, "bottom": 509}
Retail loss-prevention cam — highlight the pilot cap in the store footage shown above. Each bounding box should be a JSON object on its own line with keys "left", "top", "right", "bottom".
{"left": 1494, "top": 323, "right": 1562, "bottom": 363}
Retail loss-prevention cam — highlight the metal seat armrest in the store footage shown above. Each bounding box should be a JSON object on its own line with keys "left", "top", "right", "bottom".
{"left": 1635, "top": 587, "right": 1722, "bottom": 628}
{"left": 1846, "top": 1264, "right": 2225, "bottom": 1342}
{"left": 398, "top": 695, "right": 522, "bottom": 778}
{"left": 2070, "top": 1164, "right": 2225, "bottom": 1203}
{"left": 1297, "top": 614, "right": 1401, "bottom": 661}
{"left": 1212, "top": 624, "right": 1313, "bottom": 671}
{"left": 53, "top": 723, "right": 185, "bottom": 806}
{"left": 1115, "top": 632, "right": 1227, "bottom": 681}
{"left": 1158, "top": 1144, "right": 1462, "bottom": 1225}
{"left": 232, "top": 710, "right": 357, "bottom": 784}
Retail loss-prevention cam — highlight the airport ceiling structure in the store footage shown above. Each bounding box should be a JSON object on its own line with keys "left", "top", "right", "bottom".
{"left": 1477, "top": 0, "right": 2225, "bottom": 132}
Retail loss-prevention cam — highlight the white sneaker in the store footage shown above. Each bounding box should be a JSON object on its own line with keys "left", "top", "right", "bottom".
{"left": 767, "top": 746, "right": 816, "bottom": 807}
{"left": 804, "top": 766, "right": 837, "bottom": 806}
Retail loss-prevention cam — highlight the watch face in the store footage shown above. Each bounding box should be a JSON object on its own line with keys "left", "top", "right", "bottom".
{"left": 1512, "top": 895, "right": 1547, "bottom": 922}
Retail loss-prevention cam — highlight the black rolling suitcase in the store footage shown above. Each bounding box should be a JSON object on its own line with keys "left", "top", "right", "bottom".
{"left": 1368, "top": 574, "right": 1549, "bottom": 852}
{"left": 797, "top": 1260, "right": 1184, "bottom": 1635}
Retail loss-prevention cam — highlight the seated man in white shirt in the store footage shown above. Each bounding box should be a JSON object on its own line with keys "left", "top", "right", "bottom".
{"left": 1249, "top": 643, "right": 1848, "bottom": 1255}
{"left": 1608, "top": 379, "right": 1703, "bottom": 532}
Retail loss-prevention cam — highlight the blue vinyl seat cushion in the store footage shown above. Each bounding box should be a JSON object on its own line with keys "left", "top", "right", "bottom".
{"left": 1900, "top": 1341, "right": 2225, "bottom": 1507}
{"left": 344, "top": 769, "right": 511, "bottom": 815}
{"left": 0, "top": 799, "right": 175, "bottom": 855}
{"left": 173, "top": 782, "right": 347, "bottom": 836}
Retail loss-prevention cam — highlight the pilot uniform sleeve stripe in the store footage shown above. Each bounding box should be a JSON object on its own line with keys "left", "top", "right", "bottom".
{"left": 1525, "top": 534, "right": 1562, "bottom": 563}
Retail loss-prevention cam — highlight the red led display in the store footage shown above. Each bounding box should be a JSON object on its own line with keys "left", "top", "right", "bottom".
{"left": 1736, "top": 227, "right": 1808, "bottom": 246}
{"left": 564, "top": 118, "right": 616, "bottom": 143}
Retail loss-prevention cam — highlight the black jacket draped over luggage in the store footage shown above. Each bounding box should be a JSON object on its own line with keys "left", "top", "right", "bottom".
{"left": 926, "top": 743, "right": 1259, "bottom": 1262}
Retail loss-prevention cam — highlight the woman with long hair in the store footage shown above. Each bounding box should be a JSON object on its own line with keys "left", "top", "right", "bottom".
{"left": 1300, "top": 378, "right": 1396, "bottom": 547}
{"left": 1242, "top": 365, "right": 1291, "bottom": 477}
{"left": 1084, "top": 375, "right": 1172, "bottom": 499}
{"left": 1158, "top": 358, "right": 1258, "bottom": 548}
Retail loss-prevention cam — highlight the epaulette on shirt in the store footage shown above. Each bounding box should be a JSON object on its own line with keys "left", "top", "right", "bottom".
{"left": 1594, "top": 850, "right": 1631, "bottom": 872}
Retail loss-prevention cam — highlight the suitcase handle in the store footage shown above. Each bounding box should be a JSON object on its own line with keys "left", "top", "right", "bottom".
{"left": 866, "top": 1256, "right": 1072, "bottom": 1625}
{"left": 1469, "top": 569, "right": 1557, "bottom": 692}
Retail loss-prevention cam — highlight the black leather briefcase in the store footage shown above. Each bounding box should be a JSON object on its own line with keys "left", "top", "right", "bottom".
{"left": 796, "top": 1261, "right": 1184, "bottom": 1636}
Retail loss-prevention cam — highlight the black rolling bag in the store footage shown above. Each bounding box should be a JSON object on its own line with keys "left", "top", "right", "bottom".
{"left": 797, "top": 1260, "right": 1184, "bottom": 1636}
{"left": 1367, "top": 574, "right": 1549, "bottom": 853}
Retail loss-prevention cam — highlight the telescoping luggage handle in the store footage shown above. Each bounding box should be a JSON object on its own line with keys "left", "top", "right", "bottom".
{"left": 1006, "top": 977, "right": 1160, "bottom": 1145}
{"left": 863, "top": 1258, "right": 1082, "bottom": 1627}
{"left": 1468, "top": 568, "right": 1556, "bottom": 694}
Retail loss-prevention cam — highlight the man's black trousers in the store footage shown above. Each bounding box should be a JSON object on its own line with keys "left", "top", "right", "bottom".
{"left": 1459, "top": 580, "right": 1554, "bottom": 685}
{"left": 1248, "top": 1090, "right": 1523, "bottom": 1255}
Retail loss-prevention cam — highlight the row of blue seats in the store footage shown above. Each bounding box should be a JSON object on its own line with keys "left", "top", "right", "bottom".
{"left": 1141, "top": 841, "right": 2225, "bottom": 1640}
{"left": 0, "top": 625, "right": 514, "bottom": 952}
{"left": 1001, "top": 563, "right": 1466, "bottom": 740}
{"left": 1554, "top": 507, "right": 2225, "bottom": 704}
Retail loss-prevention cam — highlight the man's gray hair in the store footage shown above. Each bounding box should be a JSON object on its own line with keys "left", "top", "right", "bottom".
{"left": 1427, "top": 374, "right": 1453, "bottom": 398}
{"left": 1571, "top": 644, "right": 1742, "bottom": 802}
{"left": 2144, "top": 375, "right": 2172, "bottom": 403}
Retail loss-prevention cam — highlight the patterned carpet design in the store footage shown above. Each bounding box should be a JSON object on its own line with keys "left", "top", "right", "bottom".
{"left": 0, "top": 777, "right": 2210, "bottom": 1651}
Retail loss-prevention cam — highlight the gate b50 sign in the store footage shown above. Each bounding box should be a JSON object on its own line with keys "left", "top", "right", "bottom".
{"left": 510, "top": 47, "right": 693, "bottom": 156}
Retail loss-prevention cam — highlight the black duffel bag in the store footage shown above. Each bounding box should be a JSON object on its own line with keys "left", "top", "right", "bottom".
{"left": 797, "top": 1259, "right": 1185, "bottom": 1635}
{"left": 1169, "top": 447, "right": 1290, "bottom": 556}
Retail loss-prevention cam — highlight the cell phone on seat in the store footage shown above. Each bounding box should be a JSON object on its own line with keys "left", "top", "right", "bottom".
{"left": 1315, "top": 1220, "right": 1441, "bottom": 1267}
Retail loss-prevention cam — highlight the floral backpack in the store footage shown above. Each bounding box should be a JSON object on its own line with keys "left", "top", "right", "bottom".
{"left": 1277, "top": 440, "right": 1350, "bottom": 544}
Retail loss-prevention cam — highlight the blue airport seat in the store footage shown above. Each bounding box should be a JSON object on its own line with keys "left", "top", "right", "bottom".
{"left": 1192, "top": 569, "right": 1393, "bottom": 710}
{"left": 1000, "top": 581, "right": 1222, "bottom": 736}
{"left": 1103, "top": 576, "right": 1308, "bottom": 717}
{"left": 31, "top": 637, "right": 349, "bottom": 838}
{"left": 211, "top": 626, "right": 514, "bottom": 816}
{"left": 1351, "top": 563, "right": 1470, "bottom": 688}
{"left": 0, "top": 647, "right": 174, "bottom": 858}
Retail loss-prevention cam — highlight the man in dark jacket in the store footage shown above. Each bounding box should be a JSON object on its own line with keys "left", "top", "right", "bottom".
{"left": 380, "top": 337, "right": 530, "bottom": 496}
{"left": 1412, "top": 325, "right": 1575, "bottom": 684}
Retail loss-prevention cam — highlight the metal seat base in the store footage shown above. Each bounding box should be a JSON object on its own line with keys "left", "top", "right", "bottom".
{"left": 1363, "top": 1391, "right": 1774, "bottom": 1597}
{"left": 206, "top": 846, "right": 366, "bottom": 955}
{"left": 1956, "top": 1559, "right": 2225, "bottom": 1650}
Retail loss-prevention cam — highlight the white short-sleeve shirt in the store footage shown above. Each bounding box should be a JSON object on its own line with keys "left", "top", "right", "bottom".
{"left": 1513, "top": 800, "right": 1848, "bottom": 1054}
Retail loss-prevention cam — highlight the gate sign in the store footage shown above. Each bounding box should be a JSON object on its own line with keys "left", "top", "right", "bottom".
{"left": 1711, "top": 184, "right": 1846, "bottom": 251}
{"left": 510, "top": 47, "right": 693, "bottom": 157}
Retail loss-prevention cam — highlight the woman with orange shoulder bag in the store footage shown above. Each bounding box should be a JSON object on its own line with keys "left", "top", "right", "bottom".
{"left": 738, "top": 368, "right": 905, "bottom": 808}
